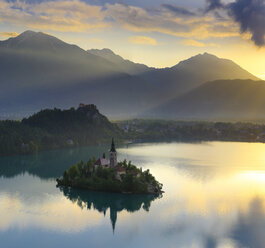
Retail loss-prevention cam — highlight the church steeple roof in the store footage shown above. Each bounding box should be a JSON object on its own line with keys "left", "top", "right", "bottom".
{"left": 110, "top": 207, "right": 117, "bottom": 234}
{"left": 110, "top": 138, "right": 116, "bottom": 152}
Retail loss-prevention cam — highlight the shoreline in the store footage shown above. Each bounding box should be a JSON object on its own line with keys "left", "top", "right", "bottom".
{"left": 1, "top": 138, "right": 265, "bottom": 158}
{"left": 56, "top": 183, "right": 164, "bottom": 195}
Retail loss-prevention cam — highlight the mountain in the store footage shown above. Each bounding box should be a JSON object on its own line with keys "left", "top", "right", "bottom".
{"left": 0, "top": 30, "right": 123, "bottom": 80}
{"left": 0, "top": 31, "right": 148, "bottom": 118}
{"left": 146, "top": 79, "right": 265, "bottom": 121}
{"left": 0, "top": 30, "right": 260, "bottom": 119}
{"left": 138, "top": 53, "right": 258, "bottom": 100}
{"left": 0, "top": 30, "right": 125, "bottom": 107}
{"left": 0, "top": 30, "right": 79, "bottom": 51}
{"left": 88, "top": 48, "right": 151, "bottom": 75}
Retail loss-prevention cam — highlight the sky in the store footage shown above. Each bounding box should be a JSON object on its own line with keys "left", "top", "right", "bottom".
{"left": 0, "top": 0, "right": 264, "bottom": 79}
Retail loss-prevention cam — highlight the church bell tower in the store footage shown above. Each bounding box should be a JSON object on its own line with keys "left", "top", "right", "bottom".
{"left": 109, "top": 138, "right": 117, "bottom": 167}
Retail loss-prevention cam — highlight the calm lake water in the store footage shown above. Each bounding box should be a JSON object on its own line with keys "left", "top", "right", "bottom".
{"left": 0, "top": 141, "right": 265, "bottom": 248}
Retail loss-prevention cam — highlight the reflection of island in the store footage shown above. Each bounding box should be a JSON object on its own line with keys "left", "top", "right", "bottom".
{"left": 59, "top": 186, "right": 162, "bottom": 232}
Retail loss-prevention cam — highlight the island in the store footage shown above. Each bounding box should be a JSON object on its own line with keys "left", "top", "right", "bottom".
{"left": 56, "top": 139, "right": 163, "bottom": 194}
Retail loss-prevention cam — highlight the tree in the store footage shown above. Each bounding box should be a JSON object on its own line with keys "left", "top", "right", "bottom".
{"left": 68, "top": 165, "right": 78, "bottom": 179}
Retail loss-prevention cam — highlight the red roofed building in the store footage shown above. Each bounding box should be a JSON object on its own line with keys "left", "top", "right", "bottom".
{"left": 79, "top": 103, "right": 85, "bottom": 108}
{"left": 94, "top": 157, "right": 110, "bottom": 169}
{"left": 93, "top": 139, "right": 127, "bottom": 180}
{"left": 115, "top": 165, "right": 126, "bottom": 181}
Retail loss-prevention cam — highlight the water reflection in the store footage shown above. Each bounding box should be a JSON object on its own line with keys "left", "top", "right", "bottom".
{"left": 59, "top": 186, "right": 162, "bottom": 233}
{"left": 119, "top": 141, "right": 265, "bottom": 182}
{"left": 232, "top": 197, "right": 265, "bottom": 248}
{"left": 0, "top": 145, "right": 109, "bottom": 179}
{"left": 0, "top": 142, "right": 264, "bottom": 247}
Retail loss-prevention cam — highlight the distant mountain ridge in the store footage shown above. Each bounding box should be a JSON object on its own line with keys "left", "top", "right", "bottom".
{"left": 138, "top": 53, "right": 258, "bottom": 100}
{"left": 0, "top": 30, "right": 79, "bottom": 52}
{"left": 88, "top": 48, "right": 151, "bottom": 75}
{"left": 0, "top": 30, "right": 261, "bottom": 120}
{"left": 146, "top": 79, "right": 265, "bottom": 120}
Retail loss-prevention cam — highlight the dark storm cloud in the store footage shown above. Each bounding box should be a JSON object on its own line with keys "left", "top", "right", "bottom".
{"left": 205, "top": 0, "right": 265, "bottom": 46}
{"left": 162, "top": 4, "right": 195, "bottom": 16}
{"left": 213, "top": 11, "right": 227, "bottom": 21}
{"left": 205, "top": 0, "right": 224, "bottom": 12}
{"left": 228, "top": 0, "right": 265, "bottom": 46}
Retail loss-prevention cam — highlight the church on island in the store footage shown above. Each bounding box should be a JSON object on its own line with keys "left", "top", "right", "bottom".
{"left": 94, "top": 138, "right": 126, "bottom": 180}
{"left": 57, "top": 137, "right": 163, "bottom": 204}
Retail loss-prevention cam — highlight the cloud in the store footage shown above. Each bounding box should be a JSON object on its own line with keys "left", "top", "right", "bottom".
{"left": 106, "top": 3, "right": 189, "bottom": 35}
{"left": 205, "top": 0, "right": 224, "bottom": 12}
{"left": 181, "top": 39, "right": 206, "bottom": 47}
{"left": 106, "top": 3, "right": 238, "bottom": 40}
{"left": 0, "top": 0, "right": 244, "bottom": 42}
{"left": 161, "top": 4, "right": 195, "bottom": 16}
{"left": 0, "top": 0, "right": 109, "bottom": 32}
{"left": 180, "top": 39, "right": 219, "bottom": 47}
{"left": 205, "top": 0, "right": 265, "bottom": 47}
{"left": 128, "top": 36, "right": 157, "bottom": 46}
{"left": 228, "top": 0, "right": 265, "bottom": 47}
{"left": 0, "top": 32, "right": 18, "bottom": 38}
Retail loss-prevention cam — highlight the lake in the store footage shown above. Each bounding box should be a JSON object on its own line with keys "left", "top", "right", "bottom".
{"left": 0, "top": 141, "right": 265, "bottom": 248}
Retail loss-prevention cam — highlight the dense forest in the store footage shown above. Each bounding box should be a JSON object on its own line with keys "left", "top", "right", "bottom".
{"left": 117, "top": 119, "right": 265, "bottom": 143}
{"left": 1, "top": 104, "right": 265, "bottom": 157}
{"left": 0, "top": 104, "right": 123, "bottom": 156}
{"left": 57, "top": 159, "right": 163, "bottom": 194}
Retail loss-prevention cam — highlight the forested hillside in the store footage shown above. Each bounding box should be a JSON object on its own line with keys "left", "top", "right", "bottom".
{"left": 0, "top": 104, "right": 123, "bottom": 156}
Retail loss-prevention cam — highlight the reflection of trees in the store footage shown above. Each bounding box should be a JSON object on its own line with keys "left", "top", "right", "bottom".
{"left": 0, "top": 145, "right": 108, "bottom": 179}
{"left": 232, "top": 197, "right": 265, "bottom": 248}
{"left": 59, "top": 186, "right": 162, "bottom": 232}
